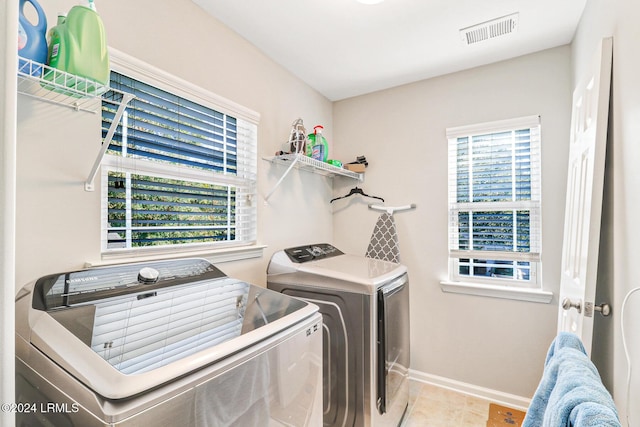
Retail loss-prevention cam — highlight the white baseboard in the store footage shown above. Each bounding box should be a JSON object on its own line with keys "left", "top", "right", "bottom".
{"left": 409, "top": 369, "right": 531, "bottom": 411}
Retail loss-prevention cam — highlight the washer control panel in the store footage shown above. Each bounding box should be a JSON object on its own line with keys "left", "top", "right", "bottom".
{"left": 284, "top": 243, "right": 343, "bottom": 263}
{"left": 31, "top": 258, "right": 226, "bottom": 311}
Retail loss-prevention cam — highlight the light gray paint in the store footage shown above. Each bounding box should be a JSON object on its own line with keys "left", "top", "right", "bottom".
{"left": 332, "top": 46, "right": 572, "bottom": 398}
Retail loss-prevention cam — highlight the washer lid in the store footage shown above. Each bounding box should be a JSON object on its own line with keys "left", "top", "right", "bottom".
{"left": 17, "top": 259, "right": 318, "bottom": 400}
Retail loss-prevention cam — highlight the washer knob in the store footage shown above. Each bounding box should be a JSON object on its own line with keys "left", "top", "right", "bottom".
{"left": 138, "top": 267, "right": 160, "bottom": 284}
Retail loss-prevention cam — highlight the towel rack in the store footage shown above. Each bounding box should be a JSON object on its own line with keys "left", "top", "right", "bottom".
{"left": 368, "top": 204, "right": 416, "bottom": 215}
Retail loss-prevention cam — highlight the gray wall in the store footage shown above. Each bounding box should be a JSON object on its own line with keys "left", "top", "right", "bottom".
{"left": 332, "top": 46, "right": 572, "bottom": 399}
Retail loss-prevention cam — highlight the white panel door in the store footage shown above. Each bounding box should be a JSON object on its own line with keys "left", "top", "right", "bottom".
{"left": 557, "top": 37, "right": 613, "bottom": 355}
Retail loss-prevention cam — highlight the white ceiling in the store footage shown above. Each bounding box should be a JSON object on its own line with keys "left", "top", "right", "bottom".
{"left": 192, "top": 0, "right": 587, "bottom": 101}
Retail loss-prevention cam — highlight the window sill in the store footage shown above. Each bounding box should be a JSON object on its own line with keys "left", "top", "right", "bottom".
{"left": 87, "top": 244, "right": 266, "bottom": 268}
{"left": 440, "top": 280, "right": 554, "bottom": 303}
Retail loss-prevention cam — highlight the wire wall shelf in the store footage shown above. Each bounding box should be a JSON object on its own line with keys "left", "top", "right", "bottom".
{"left": 17, "top": 57, "right": 130, "bottom": 113}
{"left": 263, "top": 153, "right": 363, "bottom": 201}
{"left": 17, "top": 57, "right": 135, "bottom": 191}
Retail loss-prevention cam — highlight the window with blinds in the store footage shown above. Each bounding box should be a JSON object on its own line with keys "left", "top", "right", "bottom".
{"left": 447, "top": 116, "right": 542, "bottom": 287}
{"left": 101, "top": 71, "right": 257, "bottom": 252}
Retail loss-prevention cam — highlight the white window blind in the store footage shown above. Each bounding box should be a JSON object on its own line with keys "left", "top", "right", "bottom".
{"left": 447, "top": 116, "right": 542, "bottom": 286}
{"left": 101, "top": 71, "right": 257, "bottom": 252}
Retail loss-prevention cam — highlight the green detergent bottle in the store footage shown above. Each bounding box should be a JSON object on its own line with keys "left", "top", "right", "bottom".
{"left": 44, "top": 0, "right": 109, "bottom": 96}
{"left": 307, "top": 125, "right": 329, "bottom": 162}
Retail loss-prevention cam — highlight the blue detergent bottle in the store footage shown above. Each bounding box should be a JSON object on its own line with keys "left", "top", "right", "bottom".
{"left": 18, "top": 0, "right": 48, "bottom": 76}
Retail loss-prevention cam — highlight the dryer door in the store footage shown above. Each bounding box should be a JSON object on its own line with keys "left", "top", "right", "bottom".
{"left": 376, "top": 274, "right": 410, "bottom": 414}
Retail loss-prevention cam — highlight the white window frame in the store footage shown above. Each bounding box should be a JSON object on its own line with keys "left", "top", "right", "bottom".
{"left": 99, "top": 49, "right": 262, "bottom": 263}
{"left": 442, "top": 115, "right": 552, "bottom": 303}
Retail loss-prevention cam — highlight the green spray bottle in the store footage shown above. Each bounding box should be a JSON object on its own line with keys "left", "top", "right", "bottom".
{"left": 307, "top": 125, "right": 329, "bottom": 162}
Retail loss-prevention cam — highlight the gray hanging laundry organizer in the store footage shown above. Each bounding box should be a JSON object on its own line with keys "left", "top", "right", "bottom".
{"left": 365, "top": 212, "right": 401, "bottom": 263}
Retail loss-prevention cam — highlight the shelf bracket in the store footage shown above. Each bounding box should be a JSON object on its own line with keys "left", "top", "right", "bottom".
{"left": 263, "top": 153, "right": 363, "bottom": 202}
{"left": 264, "top": 155, "right": 301, "bottom": 201}
{"left": 85, "top": 93, "right": 135, "bottom": 191}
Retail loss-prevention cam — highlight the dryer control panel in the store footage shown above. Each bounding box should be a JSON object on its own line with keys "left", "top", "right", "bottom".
{"left": 284, "top": 243, "right": 343, "bottom": 263}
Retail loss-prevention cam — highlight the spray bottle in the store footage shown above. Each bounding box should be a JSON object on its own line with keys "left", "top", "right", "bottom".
{"left": 307, "top": 125, "right": 329, "bottom": 162}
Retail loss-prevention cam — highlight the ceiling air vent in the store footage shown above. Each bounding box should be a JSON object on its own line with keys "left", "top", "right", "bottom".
{"left": 460, "top": 13, "right": 519, "bottom": 45}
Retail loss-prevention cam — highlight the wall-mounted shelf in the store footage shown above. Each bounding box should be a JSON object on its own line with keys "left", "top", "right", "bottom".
{"left": 263, "top": 153, "right": 363, "bottom": 201}
{"left": 17, "top": 57, "right": 135, "bottom": 191}
{"left": 20, "top": 57, "right": 110, "bottom": 112}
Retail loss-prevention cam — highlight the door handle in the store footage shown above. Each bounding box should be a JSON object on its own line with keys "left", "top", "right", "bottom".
{"left": 562, "top": 298, "right": 582, "bottom": 313}
{"left": 594, "top": 303, "right": 611, "bottom": 316}
{"left": 585, "top": 301, "right": 611, "bottom": 317}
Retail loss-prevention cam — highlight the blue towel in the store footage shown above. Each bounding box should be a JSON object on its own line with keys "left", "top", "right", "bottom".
{"left": 522, "top": 332, "right": 621, "bottom": 427}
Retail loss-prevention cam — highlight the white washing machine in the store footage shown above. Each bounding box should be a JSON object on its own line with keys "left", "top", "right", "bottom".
{"left": 15, "top": 258, "right": 323, "bottom": 426}
{"left": 267, "top": 243, "right": 410, "bottom": 427}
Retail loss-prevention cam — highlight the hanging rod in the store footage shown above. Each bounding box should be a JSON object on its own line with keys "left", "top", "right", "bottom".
{"left": 368, "top": 204, "right": 417, "bottom": 215}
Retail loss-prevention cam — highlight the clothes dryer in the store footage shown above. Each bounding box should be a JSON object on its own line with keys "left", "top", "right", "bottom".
{"left": 267, "top": 243, "right": 410, "bottom": 427}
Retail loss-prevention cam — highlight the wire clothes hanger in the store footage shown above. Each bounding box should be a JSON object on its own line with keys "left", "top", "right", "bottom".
{"left": 329, "top": 186, "right": 384, "bottom": 204}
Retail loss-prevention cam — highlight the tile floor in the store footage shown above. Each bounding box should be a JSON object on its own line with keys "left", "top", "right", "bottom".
{"left": 402, "top": 381, "right": 494, "bottom": 427}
